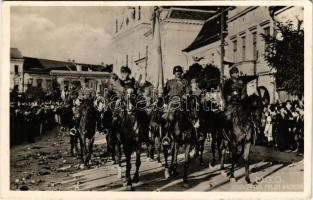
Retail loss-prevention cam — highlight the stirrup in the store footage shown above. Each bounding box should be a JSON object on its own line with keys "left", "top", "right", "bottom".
{"left": 162, "top": 136, "right": 171, "bottom": 146}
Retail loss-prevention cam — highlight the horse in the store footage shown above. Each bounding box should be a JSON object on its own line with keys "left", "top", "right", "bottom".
{"left": 187, "top": 94, "right": 208, "bottom": 165}
{"left": 198, "top": 100, "right": 225, "bottom": 167}
{"left": 144, "top": 96, "right": 166, "bottom": 163}
{"left": 94, "top": 95, "right": 117, "bottom": 162}
{"left": 77, "top": 98, "right": 102, "bottom": 168}
{"left": 113, "top": 88, "right": 148, "bottom": 190}
{"left": 59, "top": 102, "right": 74, "bottom": 134}
{"left": 218, "top": 94, "right": 263, "bottom": 183}
{"left": 162, "top": 96, "right": 197, "bottom": 188}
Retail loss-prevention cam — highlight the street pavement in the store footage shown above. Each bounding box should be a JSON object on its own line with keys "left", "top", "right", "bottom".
{"left": 10, "top": 128, "right": 304, "bottom": 191}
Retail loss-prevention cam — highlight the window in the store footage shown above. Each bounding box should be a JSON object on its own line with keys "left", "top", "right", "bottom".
{"left": 28, "top": 78, "right": 33, "bottom": 85}
{"left": 241, "top": 36, "right": 246, "bottom": 61}
{"left": 232, "top": 40, "right": 237, "bottom": 62}
{"left": 252, "top": 32, "right": 258, "bottom": 60}
{"left": 37, "top": 79, "right": 43, "bottom": 87}
{"left": 138, "top": 6, "right": 141, "bottom": 20}
{"left": 126, "top": 54, "right": 128, "bottom": 66}
{"left": 14, "top": 65, "right": 19, "bottom": 75}
{"left": 263, "top": 27, "right": 270, "bottom": 49}
{"left": 46, "top": 79, "right": 52, "bottom": 89}
{"left": 116, "top": 19, "right": 118, "bottom": 33}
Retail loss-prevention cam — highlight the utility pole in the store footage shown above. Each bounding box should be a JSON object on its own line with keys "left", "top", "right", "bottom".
{"left": 219, "top": 7, "right": 226, "bottom": 108}
{"left": 220, "top": 7, "right": 225, "bottom": 88}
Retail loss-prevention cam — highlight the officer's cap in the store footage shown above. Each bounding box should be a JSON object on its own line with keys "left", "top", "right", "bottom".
{"left": 229, "top": 66, "right": 239, "bottom": 75}
{"left": 121, "top": 66, "right": 131, "bottom": 74}
{"left": 173, "top": 65, "right": 183, "bottom": 74}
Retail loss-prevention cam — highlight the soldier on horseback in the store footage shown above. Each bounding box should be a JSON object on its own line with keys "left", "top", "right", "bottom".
{"left": 120, "top": 66, "right": 138, "bottom": 92}
{"left": 222, "top": 66, "right": 248, "bottom": 123}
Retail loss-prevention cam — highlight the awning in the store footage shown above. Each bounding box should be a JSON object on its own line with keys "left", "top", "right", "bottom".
{"left": 182, "top": 13, "right": 226, "bottom": 52}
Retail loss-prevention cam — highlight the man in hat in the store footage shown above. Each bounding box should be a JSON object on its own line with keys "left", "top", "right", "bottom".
{"left": 120, "top": 66, "right": 137, "bottom": 92}
{"left": 162, "top": 65, "right": 190, "bottom": 122}
{"left": 164, "top": 65, "right": 190, "bottom": 103}
{"left": 222, "top": 66, "right": 247, "bottom": 121}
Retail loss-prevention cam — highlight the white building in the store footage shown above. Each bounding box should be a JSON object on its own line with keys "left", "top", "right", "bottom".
{"left": 112, "top": 6, "right": 218, "bottom": 85}
{"left": 184, "top": 6, "right": 303, "bottom": 103}
{"left": 10, "top": 48, "right": 24, "bottom": 93}
{"left": 226, "top": 6, "right": 303, "bottom": 103}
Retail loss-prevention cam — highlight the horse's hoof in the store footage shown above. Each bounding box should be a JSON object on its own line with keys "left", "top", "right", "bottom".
{"left": 211, "top": 161, "right": 215, "bottom": 167}
{"left": 172, "top": 171, "right": 178, "bottom": 178}
{"left": 208, "top": 163, "right": 214, "bottom": 168}
{"left": 220, "top": 170, "right": 227, "bottom": 177}
{"left": 245, "top": 177, "right": 251, "bottom": 184}
{"left": 125, "top": 185, "right": 133, "bottom": 191}
{"left": 164, "top": 168, "right": 170, "bottom": 179}
{"left": 230, "top": 177, "right": 236, "bottom": 183}
{"left": 79, "top": 164, "right": 85, "bottom": 170}
{"left": 189, "top": 149, "right": 196, "bottom": 159}
{"left": 183, "top": 182, "right": 190, "bottom": 188}
{"left": 117, "top": 167, "right": 122, "bottom": 179}
{"left": 133, "top": 175, "right": 139, "bottom": 183}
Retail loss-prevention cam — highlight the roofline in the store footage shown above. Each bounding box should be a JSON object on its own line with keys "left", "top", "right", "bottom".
{"left": 168, "top": 7, "right": 218, "bottom": 14}
{"left": 227, "top": 6, "right": 258, "bottom": 23}
{"left": 50, "top": 70, "right": 111, "bottom": 78}
{"left": 274, "top": 6, "right": 293, "bottom": 16}
{"left": 23, "top": 56, "right": 105, "bottom": 67}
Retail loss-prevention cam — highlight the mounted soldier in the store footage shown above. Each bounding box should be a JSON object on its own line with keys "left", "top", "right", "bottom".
{"left": 164, "top": 65, "right": 190, "bottom": 103}
{"left": 120, "top": 66, "right": 138, "bottom": 93}
{"left": 222, "top": 66, "right": 248, "bottom": 123}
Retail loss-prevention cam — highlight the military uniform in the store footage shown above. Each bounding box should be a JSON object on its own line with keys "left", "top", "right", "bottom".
{"left": 223, "top": 75, "right": 247, "bottom": 121}
{"left": 164, "top": 78, "right": 189, "bottom": 99}
{"left": 120, "top": 77, "right": 137, "bottom": 91}
{"left": 164, "top": 65, "right": 190, "bottom": 102}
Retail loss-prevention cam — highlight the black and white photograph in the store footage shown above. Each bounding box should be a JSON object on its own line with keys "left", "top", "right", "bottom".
{"left": 1, "top": 1, "right": 312, "bottom": 199}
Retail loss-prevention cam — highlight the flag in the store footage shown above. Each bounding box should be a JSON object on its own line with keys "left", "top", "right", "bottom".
{"left": 150, "top": 6, "right": 164, "bottom": 94}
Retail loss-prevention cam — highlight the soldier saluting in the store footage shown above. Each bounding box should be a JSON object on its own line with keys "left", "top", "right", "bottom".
{"left": 120, "top": 66, "right": 137, "bottom": 92}
{"left": 222, "top": 66, "right": 248, "bottom": 121}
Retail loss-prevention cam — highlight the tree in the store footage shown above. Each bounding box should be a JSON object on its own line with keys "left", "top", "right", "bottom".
{"left": 262, "top": 19, "right": 304, "bottom": 97}
{"left": 183, "top": 63, "right": 220, "bottom": 91}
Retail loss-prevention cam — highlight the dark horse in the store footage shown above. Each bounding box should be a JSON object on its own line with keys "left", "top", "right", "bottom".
{"left": 112, "top": 89, "right": 148, "bottom": 190}
{"left": 162, "top": 97, "right": 197, "bottom": 188}
{"left": 77, "top": 98, "right": 102, "bottom": 168}
{"left": 145, "top": 96, "right": 166, "bottom": 163}
{"left": 219, "top": 94, "right": 263, "bottom": 183}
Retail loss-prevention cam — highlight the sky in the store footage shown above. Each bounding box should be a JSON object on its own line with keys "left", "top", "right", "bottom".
{"left": 11, "top": 6, "right": 118, "bottom": 65}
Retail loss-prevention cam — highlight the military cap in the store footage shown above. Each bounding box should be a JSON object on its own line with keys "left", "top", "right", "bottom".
{"left": 173, "top": 65, "right": 183, "bottom": 74}
{"left": 229, "top": 66, "right": 239, "bottom": 75}
{"left": 121, "top": 66, "right": 131, "bottom": 74}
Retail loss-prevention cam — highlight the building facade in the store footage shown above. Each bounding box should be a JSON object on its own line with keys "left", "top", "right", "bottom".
{"left": 112, "top": 6, "right": 218, "bottom": 85}
{"left": 10, "top": 48, "right": 24, "bottom": 93}
{"left": 183, "top": 6, "right": 303, "bottom": 103}
{"left": 226, "top": 6, "right": 303, "bottom": 103}
{"left": 10, "top": 48, "right": 112, "bottom": 95}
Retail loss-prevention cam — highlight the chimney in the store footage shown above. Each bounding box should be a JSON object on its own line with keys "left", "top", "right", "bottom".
{"left": 76, "top": 64, "right": 82, "bottom": 71}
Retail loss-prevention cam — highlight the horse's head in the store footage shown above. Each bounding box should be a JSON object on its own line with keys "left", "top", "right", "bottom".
{"left": 186, "top": 95, "right": 201, "bottom": 126}
{"left": 121, "top": 88, "right": 137, "bottom": 115}
{"left": 246, "top": 94, "right": 264, "bottom": 128}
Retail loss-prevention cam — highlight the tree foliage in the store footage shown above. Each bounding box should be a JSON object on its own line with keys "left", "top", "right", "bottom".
{"left": 46, "top": 79, "right": 61, "bottom": 101}
{"left": 183, "top": 63, "right": 220, "bottom": 91}
{"left": 262, "top": 19, "right": 304, "bottom": 97}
